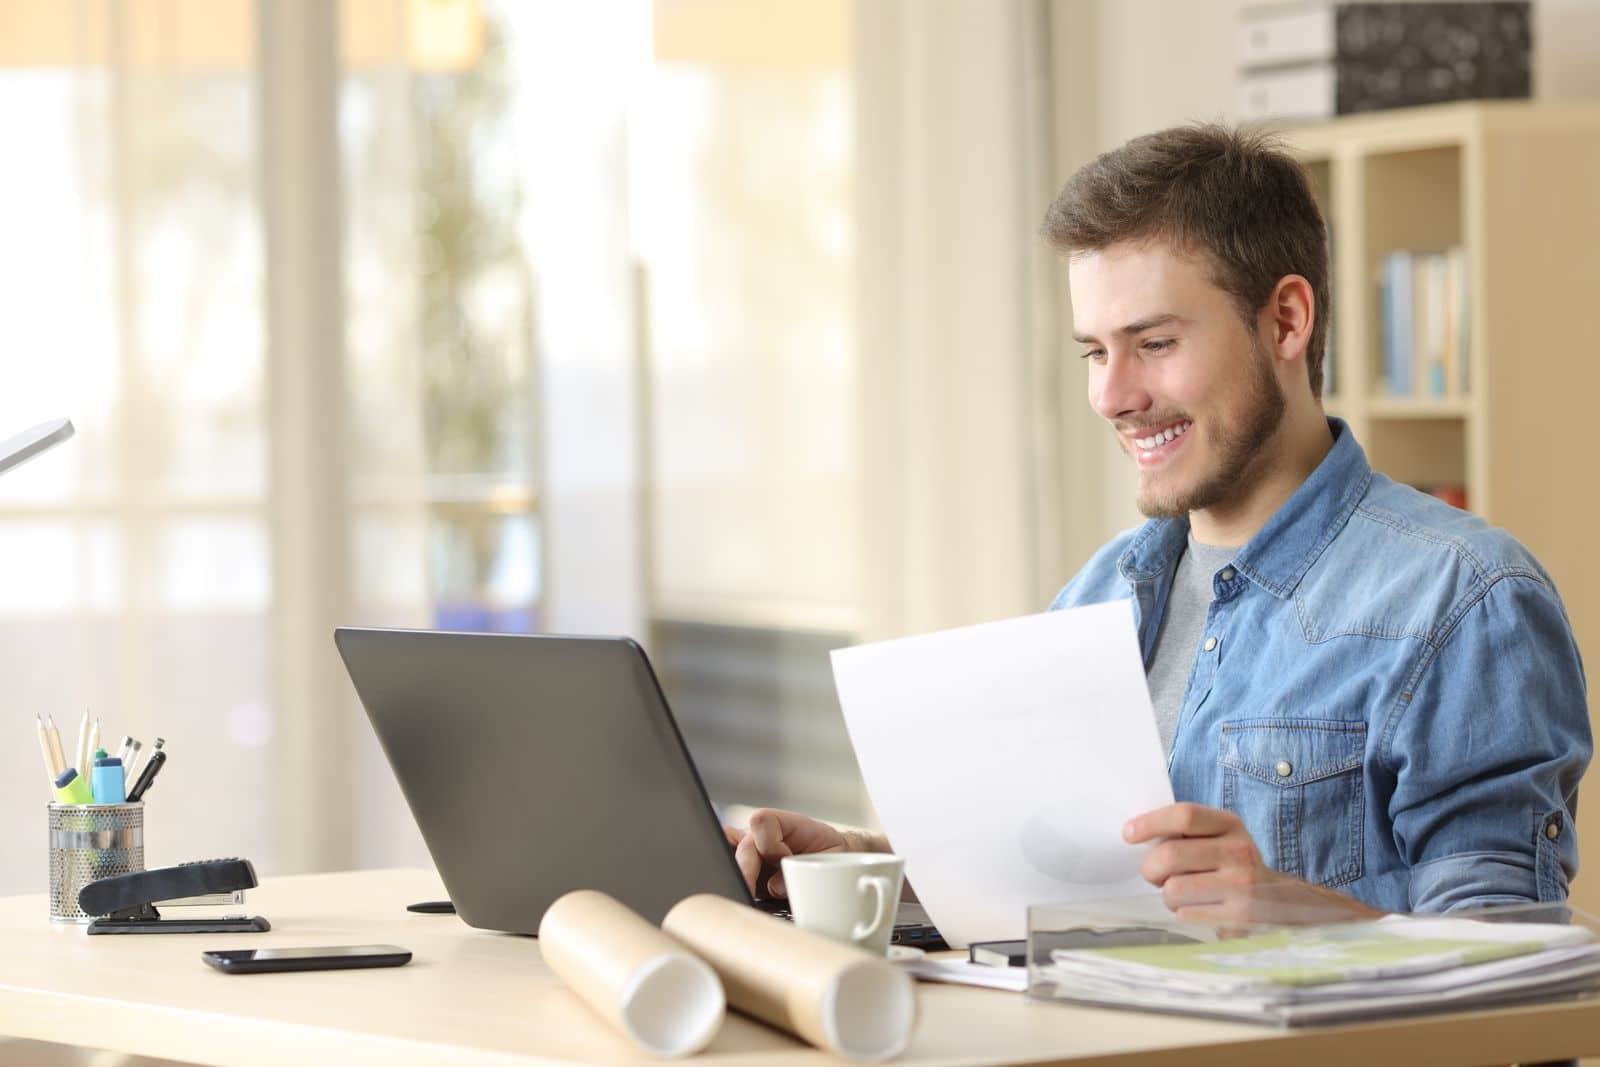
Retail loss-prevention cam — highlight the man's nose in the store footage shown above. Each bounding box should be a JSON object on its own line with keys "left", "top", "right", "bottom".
{"left": 1090, "top": 351, "right": 1151, "bottom": 422}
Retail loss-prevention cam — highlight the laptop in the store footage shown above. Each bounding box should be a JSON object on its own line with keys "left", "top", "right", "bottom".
{"left": 334, "top": 627, "right": 943, "bottom": 948}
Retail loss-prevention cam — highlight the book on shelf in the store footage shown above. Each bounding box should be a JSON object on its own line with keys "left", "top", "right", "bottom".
{"left": 1379, "top": 246, "right": 1469, "bottom": 400}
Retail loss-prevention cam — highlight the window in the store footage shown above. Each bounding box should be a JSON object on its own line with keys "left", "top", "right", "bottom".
{"left": 0, "top": 4, "right": 274, "bottom": 881}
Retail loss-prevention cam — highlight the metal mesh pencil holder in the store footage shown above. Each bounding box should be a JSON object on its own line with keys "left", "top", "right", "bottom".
{"left": 48, "top": 802, "right": 143, "bottom": 922}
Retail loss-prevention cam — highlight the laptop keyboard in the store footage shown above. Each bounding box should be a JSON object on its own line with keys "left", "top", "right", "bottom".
{"left": 752, "top": 897, "right": 947, "bottom": 951}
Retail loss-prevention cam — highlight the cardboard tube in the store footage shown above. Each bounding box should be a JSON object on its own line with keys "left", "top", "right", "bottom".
{"left": 539, "top": 890, "right": 724, "bottom": 1058}
{"left": 663, "top": 894, "right": 916, "bottom": 1062}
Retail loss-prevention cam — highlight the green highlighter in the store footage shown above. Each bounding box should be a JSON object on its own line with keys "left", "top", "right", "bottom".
{"left": 53, "top": 768, "right": 94, "bottom": 805}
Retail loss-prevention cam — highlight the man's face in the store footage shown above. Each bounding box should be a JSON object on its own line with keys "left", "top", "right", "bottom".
{"left": 1069, "top": 240, "right": 1285, "bottom": 520}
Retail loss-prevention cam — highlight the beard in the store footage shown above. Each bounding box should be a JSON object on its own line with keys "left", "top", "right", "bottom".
{"left": 1133, "top": 335, "right": 1287, "bottom": 520}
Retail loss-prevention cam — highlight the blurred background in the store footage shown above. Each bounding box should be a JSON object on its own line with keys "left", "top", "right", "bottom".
{"left": 2, "top": 0, "right": 1599, "bottom": 900}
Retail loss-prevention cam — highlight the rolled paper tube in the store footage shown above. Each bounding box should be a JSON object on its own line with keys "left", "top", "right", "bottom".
{"left": 662, "top": 894, "right": 916, "bottom": 1062}
{"left": 539, "top": 890, "right": 724, "bottom": 1058}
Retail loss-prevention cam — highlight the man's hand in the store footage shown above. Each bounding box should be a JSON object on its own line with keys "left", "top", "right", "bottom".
{"left": 724, "top": 808, "right": 885, "bottom": 897}
{"left": 1123, "top": 802, "right": 1382, "bottom": 924}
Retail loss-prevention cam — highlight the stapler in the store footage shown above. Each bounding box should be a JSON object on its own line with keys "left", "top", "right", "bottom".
{"left": 80, "top": 858, "right": 271, "bottom": 934}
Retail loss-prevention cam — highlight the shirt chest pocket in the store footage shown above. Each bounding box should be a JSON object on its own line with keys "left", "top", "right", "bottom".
{"left": 1218, "top": 718, "right": 1365, "bottom": 888}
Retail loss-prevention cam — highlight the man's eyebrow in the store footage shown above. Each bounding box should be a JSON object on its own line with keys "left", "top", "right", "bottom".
{"left": 1072, "top": 313, "right": 1185, "bottom": 345}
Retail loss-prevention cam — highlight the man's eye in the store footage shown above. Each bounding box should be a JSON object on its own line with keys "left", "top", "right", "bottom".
{"left": 1143, "top": 338, "right": 1176, "bottom": 353}
{"left": 1081, "top": 349, "right": 1105, "bottom": 362}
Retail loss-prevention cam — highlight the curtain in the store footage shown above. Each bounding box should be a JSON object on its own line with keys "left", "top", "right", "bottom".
{"left": 853, "top": 0, "right": 1075, "bottom": 640}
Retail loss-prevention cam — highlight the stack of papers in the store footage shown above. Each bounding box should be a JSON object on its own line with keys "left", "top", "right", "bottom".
{"left": 1033, "top": 915, "right": 1600, "bottom": 1025}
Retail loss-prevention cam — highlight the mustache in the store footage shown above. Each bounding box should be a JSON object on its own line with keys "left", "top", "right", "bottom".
{"left": 1115, "top": 416, "right": 1192, "bottom": 435}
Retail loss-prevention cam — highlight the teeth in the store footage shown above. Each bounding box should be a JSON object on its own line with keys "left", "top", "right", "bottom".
{"left": 1134, "top": 421, "right": 1191, "bottom": 451}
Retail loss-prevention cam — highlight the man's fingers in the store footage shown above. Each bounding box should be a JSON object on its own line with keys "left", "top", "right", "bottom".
{"left": 1124, "top": 802, "right": 1241, "bottom": 844}
{"left": 735, "top": 835, "right": 786, "bottom": 898}
{"left": 734, "top": 833, "right": 762, "bottom": 894}
{"left": 746, "top": 809, "right": 796, "bottom": 858}
{"left": 723, "top": 825, "right": 745, "bottom": 849}
{"left": 1140, "top": 837, "right": 1231, "bottom": 886}
{"left": 1159, "top": 870, "right": 1248, "bottom": 911}
{"left": 741, "top": 809, "right": 805, "bottom": 898}
{"left": 737, "top": 808, "right": 847, "bottom": 895}
{"left": 747, "top": 807, "right": 850, "bottom": 855}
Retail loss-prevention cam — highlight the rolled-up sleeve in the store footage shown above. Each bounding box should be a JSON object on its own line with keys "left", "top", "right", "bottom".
{"left": 1385, "top": 573, "right": 1590, "bottom": 913}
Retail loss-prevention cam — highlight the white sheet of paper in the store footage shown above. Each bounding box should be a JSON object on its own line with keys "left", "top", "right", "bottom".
{"left": 897, "top": 957, "right": 1030, "bottom": 992}
{"left": 830, "top": 600, "right": 1174, "bottom": 948}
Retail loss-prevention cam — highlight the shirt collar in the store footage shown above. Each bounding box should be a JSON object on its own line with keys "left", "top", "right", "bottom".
{"left": 1117, "top": 417, "right": 1372, "bottom": 598}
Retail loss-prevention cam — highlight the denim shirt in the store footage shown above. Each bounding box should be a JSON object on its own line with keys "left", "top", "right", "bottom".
{"left": 1050, "top": 419, "right": 1591, "bottom": 913}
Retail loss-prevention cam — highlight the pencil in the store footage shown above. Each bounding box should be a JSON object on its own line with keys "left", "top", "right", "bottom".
{"left": 43, "top": 715, "right": 67, "bottom": 778}
{"left": 74, "top": 709, "right": 90, "bottom": 780}
{"left": 36, "top": 715, "right": 60, "bottom": 786}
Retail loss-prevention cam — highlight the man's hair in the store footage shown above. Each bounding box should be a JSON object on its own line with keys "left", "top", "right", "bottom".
{"left": 1041, "top": 124, "right": 1331, "bottom": 397}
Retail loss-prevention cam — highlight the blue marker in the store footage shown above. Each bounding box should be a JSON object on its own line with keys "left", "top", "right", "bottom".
{"left": 92, "top": 749, "right": 125, "bottom": 804}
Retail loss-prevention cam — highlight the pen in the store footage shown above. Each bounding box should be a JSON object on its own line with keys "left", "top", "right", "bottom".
{"left": 119, "top": 737, "right": 142, "bottom": 788}
{"left": 126, "top": 738, "right": 165, "bottom": 803}
{"left": 35, "top": 715, "right": 60, "bottom": 788}
{"left": 43, "top": 715, "right": 67, "bottom": 779}
{"left": 125, "top": 736, "right": 152, "bottom": 784}
{"left": 74, "top": 710, "right": 91, "bottom": 787}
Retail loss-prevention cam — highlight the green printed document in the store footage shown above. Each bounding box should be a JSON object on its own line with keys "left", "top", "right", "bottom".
{"left": 1035, "top": 916, "right": 1600, "bottom": 1025}
{"left": 1067, "top": 923, "right": 1549, "bottom": 990}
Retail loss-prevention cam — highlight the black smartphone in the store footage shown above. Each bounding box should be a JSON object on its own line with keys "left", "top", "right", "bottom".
{"left": 201, "top": 944, "right": 412, "bottom": 974}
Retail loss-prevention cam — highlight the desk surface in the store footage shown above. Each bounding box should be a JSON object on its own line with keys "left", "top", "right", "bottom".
{"left": 3, "top": 868, "right": 1600, "bottom": 1067}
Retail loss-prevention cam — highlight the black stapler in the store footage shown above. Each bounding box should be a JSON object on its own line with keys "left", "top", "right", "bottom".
{"left": 80, "top": 858, "right": 271, "bottom": 934}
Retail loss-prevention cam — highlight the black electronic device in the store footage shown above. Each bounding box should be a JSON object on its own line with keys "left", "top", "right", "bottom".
{"left": 201, "top": 944, "right": 412, "bottom": 974}
{"left": 81, "top": 858, "right": 270, "bottom": 934}
{"left": 406, "top": 900, "right": 456, "bottom": 914}
{"left": 971, "top": 927, "right": 1205, "bottom": 968}
{"left": 335, "top": 626, "right": 947, "bottom": 949}
{"left": 969, "top": 938, "right": 1028, "bottom": 967}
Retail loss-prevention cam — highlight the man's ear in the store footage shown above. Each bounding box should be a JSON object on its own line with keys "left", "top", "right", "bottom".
{"left": 1265, "top": 274, "right": 1315, "bottom": 367}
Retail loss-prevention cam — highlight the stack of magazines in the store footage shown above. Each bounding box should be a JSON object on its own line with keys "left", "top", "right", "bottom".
{"left": 1030, "top": 914, "right": 1600, "bottom": 1026}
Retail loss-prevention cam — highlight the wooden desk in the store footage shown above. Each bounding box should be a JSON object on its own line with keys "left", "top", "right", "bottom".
{"left": 3, "top": 868, "right": 1599, "bottom": 1066}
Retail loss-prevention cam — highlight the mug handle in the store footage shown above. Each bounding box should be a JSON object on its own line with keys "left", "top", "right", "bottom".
{"left": 851, "top": 874, "right": 894, "bottom": 943}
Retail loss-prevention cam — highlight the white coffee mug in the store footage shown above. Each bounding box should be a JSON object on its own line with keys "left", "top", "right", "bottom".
{"left": 780, "top": 852, "right": 906, "bottom": 956}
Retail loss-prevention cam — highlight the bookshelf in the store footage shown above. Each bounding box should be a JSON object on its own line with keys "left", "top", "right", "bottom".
{"left": 1283, "top": 102, "right": 1600, "bottom": 916}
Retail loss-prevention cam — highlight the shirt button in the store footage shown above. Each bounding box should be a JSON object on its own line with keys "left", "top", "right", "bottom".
{"left": 1546, "top": 821, "right": 1561, "bottom": 840}
{"left": 1275, "top": 760, "right": 1293, "bottom": 778}
{"left": 1220, "top": 567, "right": 1236, "bottom": 581}
{"left": 1203, "top": 636, "right": 1219, "bottom": 652}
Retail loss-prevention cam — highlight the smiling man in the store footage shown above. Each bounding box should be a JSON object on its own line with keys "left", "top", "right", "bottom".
{"left": 732, "top": 124, "right": 1589, "bottom": 920}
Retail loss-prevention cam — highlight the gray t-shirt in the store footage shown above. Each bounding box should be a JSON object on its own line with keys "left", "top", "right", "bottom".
{"left": 1146, "top": 535, "right": 1238, "bottom": 756}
